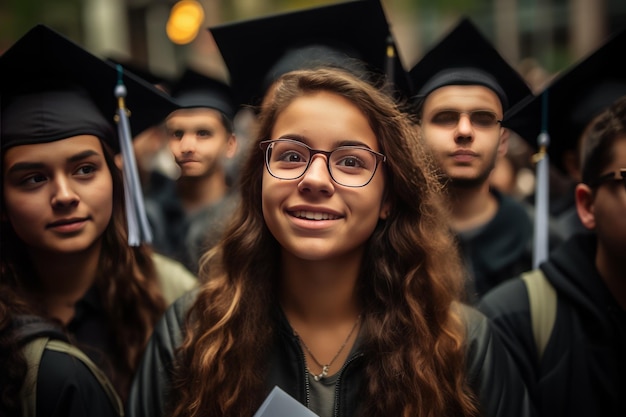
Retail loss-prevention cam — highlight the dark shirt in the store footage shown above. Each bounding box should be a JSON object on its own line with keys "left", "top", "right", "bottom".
{"left": 37, "top": 349, "right": 119, "bottom": 417}
{"left": 478, "top": 233, "right": 626, "bottom": 417}
{"left": 67, "top": 286, "right": 127, "bottom": 403}
{"left": 145, "top": 177, "right": 240, "bottom": 274}
{"left": 457, "top": 189, "right": 534, "bottom": 302}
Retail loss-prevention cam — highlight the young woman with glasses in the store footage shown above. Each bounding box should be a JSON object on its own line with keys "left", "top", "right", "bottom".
{"left": 128, "top": 67, "right": 533, "bottom": 417}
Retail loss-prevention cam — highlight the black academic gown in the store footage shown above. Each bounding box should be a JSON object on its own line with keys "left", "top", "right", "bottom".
{"left": 144, "top": 177, "right": 240, "bottom": 274}
{"left": 37, "top": 349, "right": 119, "bottom": 417}
{"left": 478, "top": 233, "right": 626, "bottom": 417}
{"left": 456, "top": 189, "right": 533, "bottom": 302}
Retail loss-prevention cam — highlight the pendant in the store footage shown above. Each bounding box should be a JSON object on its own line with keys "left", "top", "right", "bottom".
{"left": 313, "top": 365, "right": 329, "bottom": 381}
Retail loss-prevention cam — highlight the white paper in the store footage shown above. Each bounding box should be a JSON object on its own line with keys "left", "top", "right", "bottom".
{"left": 253, "top": 386, "right": 319, "bottom": 417}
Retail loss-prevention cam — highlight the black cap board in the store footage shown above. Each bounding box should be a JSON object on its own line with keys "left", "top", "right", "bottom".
{"left": 169, "top": 68, "right": 237, "bottom": 121}
{"left": 504, "top": 25, "right": 626, "bottom": 174}
{"left": 408, "top": 17, "right": 532, "bottom": 113}
{"left": 208, "top": 0, "right": 411, "bottom": 107}
{"left": 105, "top": 55, "right": 174, "bottom": 92}
{"left": 1, "top": 24, "right": 178, "bottom": 152}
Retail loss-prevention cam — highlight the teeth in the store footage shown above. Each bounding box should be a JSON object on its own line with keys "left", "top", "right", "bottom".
{"left": 293, "top": 210, "right": 339, "bottom": 220}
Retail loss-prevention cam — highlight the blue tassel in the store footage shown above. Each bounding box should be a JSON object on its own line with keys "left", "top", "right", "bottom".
{"left": 114, "top": 64, "right": 153, "bottom": 246}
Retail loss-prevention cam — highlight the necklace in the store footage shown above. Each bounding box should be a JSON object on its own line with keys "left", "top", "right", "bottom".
{"left": 294, "top": 314, "right": 361, "bottom": 382}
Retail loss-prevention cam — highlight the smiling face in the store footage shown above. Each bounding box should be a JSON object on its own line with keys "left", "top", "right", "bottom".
{"left": 2, "top": 135, "right": 113, "bottom": 254}
{"left": 261, "top": 91, "right": 389, "bottom": 262}
{"left": 419, "top": 85, "right": 507, "bottom": 187}
{"left": 166, "top": 108, "right": 236, "bottom": 178}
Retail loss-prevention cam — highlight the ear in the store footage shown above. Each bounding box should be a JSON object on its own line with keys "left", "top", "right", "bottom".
{"left": 498, "top": 127, "right": 510, "bottom": 158}
{"left": 379, "top": 199, "right": 392, "bottom": 220}
{"left": 575, "top": 183, "right": 596, "bottom": 230}
{"left": 225, "top": 133, "right": 238, "bottom": 159}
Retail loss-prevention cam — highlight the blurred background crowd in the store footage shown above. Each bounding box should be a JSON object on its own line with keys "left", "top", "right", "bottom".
{"left": 2, "top": 0, "right": 626, "bottom": 202}
{"left": 2, "top": 0, "right": 626, "bottom": 87}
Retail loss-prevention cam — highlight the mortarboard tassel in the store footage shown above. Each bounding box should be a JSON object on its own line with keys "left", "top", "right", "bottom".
{"left": 114, "top": 65, "right": 153, "bottom": 246}
{"left": 531, "top": 92, "right": 550, "bottom": 268}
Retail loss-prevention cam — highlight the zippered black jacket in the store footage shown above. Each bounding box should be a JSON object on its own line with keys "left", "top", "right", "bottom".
{"left": 128, "top": 290, "right": 534, "bottom": 417}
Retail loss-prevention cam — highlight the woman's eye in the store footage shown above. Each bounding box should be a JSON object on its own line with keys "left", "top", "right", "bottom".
{"left": 24, "top": 173, "right": 47, "bottom": 185}
{"left": 279, "top": 151, "right": 305, "bottom": 163}
{"left": 337, "top": 156, "right": 362, "bottom": 168}
{"left": 76, "top": 165, "right": 97, "bottom": 176}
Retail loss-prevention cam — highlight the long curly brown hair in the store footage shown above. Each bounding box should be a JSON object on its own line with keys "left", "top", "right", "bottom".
{"left": 0, "top": 285, "right": 31, "bottom": 416}
{"left": 169, "top": 67, "right": 480, "bottom": 417}
{"left": 0, "top": 140, "right": 166, "bottom": 404}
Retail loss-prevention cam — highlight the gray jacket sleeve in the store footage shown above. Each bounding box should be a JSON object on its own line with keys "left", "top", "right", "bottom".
{"left": 127, "top": 289, "right": 197, "bottom": 417}
{"left": 460, "top": 303, "right": 537, "bottom": 417}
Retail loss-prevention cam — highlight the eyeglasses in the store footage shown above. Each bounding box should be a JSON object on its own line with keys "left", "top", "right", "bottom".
{"left": 589, "top": 169, "right": 626, "bottom": 190}
{"left": 259, "top": 138, "right": 386, "bottom": 188}
{"left": 427, "top": 110, "right": 502, "bottom": 128}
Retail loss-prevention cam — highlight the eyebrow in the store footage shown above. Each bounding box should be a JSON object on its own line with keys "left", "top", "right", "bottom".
{"left": 279, "top": 135, "right": 374, "bottom": 149}
{"left": 7, "top": 149, "right": 102, "bottom": 175}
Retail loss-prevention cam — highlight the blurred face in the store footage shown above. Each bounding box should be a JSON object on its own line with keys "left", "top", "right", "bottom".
{"left": 2, "top": 135, "right": 113, "bottom": 254}
{"left": 419, "top": 85, "right": 507, "bottom": 187}
{"left": 577, "top": 136, "right": 626, "bottom": 266}
{"left": 166, "top": 108, "right": 236, "bottom": 178}
{"left": 262, "top": 91, "right": 389, "bottom": 262}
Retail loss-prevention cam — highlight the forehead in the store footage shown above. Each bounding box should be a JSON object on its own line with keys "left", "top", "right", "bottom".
{"left": 3, "top": 135, "right": 105, "bottom": 166}
{"left": 166, "top": 108, "right": 224, "bottom": 126}
{"left": 271, "top": 91, "right": 378, "bottom": 149}
{"left": 423, "top": 85, "right": 503, "bottom": 113}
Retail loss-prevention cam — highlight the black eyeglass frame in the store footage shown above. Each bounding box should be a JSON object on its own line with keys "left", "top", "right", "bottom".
{"left": 425, "top": 110, "right": 503, "bottom": 128}
{"left": 588, "top": 168, "right": 626, "bottom": 189}
{"left": 259, "top": 138, "right": 387, "bottom": 188}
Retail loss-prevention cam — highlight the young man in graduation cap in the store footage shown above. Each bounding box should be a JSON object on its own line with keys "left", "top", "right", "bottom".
{"left": 504, "top": 26, "right": 626, "bottom": 241}
{"left": 407, "top": 17, "right": 540, "bottom": 303}
{"left": 478, "top": 90, "right": 626, "bottom": 417}
{"left": 144, "top": 68, "right": 240, "bottom": 274}
{"left": 207, "top": 0, "right": 411, "bottom": 109}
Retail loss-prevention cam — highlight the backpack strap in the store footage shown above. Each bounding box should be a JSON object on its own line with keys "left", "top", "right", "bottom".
{"left": 20, "top": 337, "right": 49, "bottom": 417}
{"left": 45, "top": 339, "right": 124, "bottom": 416}
{"left": 521, "top": 268, "right": 557, "bottom": 360}
{"left": 16, "top": 317, "right": 124, "bottom": 417}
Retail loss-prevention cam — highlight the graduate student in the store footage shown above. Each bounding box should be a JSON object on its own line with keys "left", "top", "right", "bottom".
{"left": 128, "top": 66, "right": 533, "bottom": 417}
{"left": 145, "top": 68, "right": 240, "bottom": 274}
{"left": 407, "top": 18, "right": 543, "bottom": 302}
{"left": 478, "top": 93, "right": 626, "bottom": 417}
{"left": 0, "top": 24, "right": 195, "bottom": 416}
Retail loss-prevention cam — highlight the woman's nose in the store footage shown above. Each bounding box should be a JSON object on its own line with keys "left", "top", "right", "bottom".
{"left": 297, "top": 155, "right": 335, "bottom": 195}
{"left": 51, "top": 177, "right": 79, "bottom": 207}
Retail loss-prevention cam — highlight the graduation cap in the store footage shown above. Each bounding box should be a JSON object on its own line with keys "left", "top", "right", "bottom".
{"left": 1, "top": 25, "right": 178, "bottom": 150}
{"left": 504, "top": 27, "right": 626, "bottom": 268}
{"left": 408, "top": 17, "right": 532, "bottom": 113}
{"left": 169, "top": 68, "right": 237, "bottom": 121}
{"left": 1, "top": 24, "right": 178, "bottom": 246}
{"left": 504, "top": 26, "right": 626, "bottom": 174}
{"left": 208, "top": 0, "right": 411, "bottom": 107}
{"left": 105, "top": 55, "right": 174, "bottom": 93}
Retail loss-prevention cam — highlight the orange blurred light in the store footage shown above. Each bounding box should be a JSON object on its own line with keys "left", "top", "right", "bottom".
{"left": 166, "top": 0, "right": 205, "bottom": 45}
